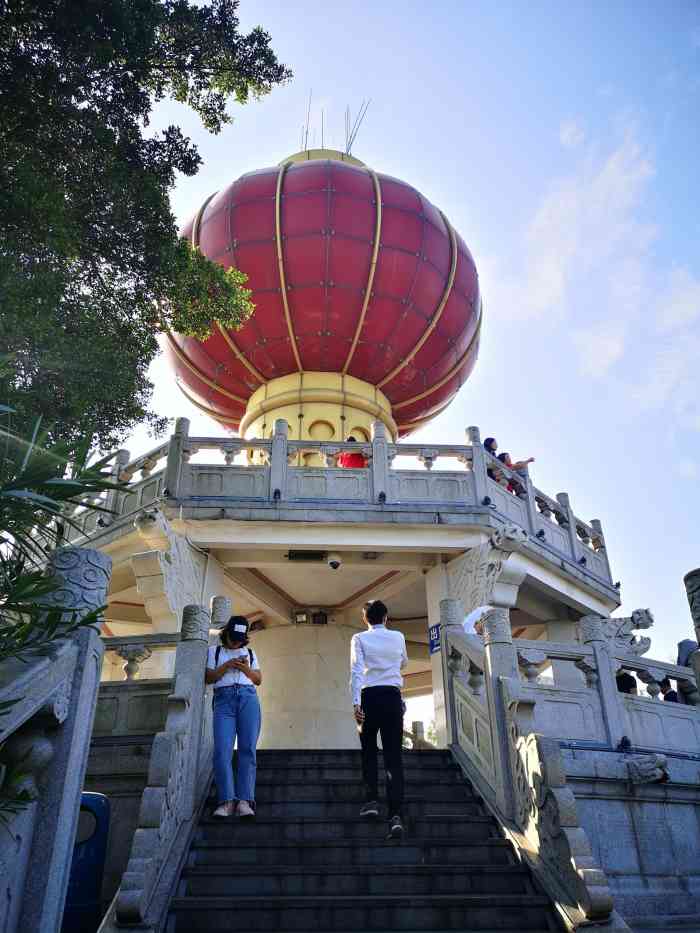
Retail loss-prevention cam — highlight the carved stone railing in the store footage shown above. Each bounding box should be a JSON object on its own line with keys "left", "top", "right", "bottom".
{"left": 70, "top": 419, "right": 614, "bottom": 592}
{"left": 98, "top": 598, "right": 223, "bottom": 931}
{"left": 102, "top": 633, "right": 181, "bottom": 681}
{"left": 443, "top": 607, "right": 619, "bottom": 929}
{"left": 0, "top": 547, "right": 112, "bottom": 933}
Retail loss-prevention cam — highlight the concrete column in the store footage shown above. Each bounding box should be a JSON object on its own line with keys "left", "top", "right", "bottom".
{"left": 251, "top": 623, "right": 360, "bottom": 748}
{"left": 269, "top": 419, "right": 288, "bottom": 501}
{"left": 164, "top": 417, "right": 190, "bottom": 499}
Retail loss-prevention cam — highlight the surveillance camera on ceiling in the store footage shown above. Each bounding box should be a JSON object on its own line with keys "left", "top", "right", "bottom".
{"left": 327, "top": 552, "right": 342, "bottom": 570}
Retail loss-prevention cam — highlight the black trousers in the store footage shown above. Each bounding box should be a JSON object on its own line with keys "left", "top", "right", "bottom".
{"left": 359, "top": 685, "right": 404, "bottom": 817}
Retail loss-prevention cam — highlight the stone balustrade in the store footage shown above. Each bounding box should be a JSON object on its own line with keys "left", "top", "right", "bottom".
{"left": 0, "top": 547, "right": 112, "bottom": 933}
{"left": 442, "top": 588, "right": 700, "bottom": 928}
{"left": 65, "top": 419, "right": 614, "bottom": 591}
{"left": 102, "top": 633, "right": 181, "bottom": 681}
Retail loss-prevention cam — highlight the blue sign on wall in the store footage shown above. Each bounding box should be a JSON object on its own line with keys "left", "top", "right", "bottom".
{"left": 428, "top": 624, "right": 441, "bottom": 654}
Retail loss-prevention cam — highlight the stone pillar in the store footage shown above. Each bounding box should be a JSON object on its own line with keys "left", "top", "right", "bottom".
{"left": 482, "top": 607, "right": 519, "bottom": 818}
{"left": 252, "top": 623, "right": 360, "bottom": 748}
{"left": 269, "top": 418, "right": 288, "bottom": 501}
{"left": 164, "top": 417, "right": 190, "bottom": 499}
{"left": 684, "top": 568, "right": 700, "bottom": 640}
{"left": 104, "top": 448, "right": 130, "bottom": 525}
{"left": 19, "top": 547, "right": 112, "bottom": 933}
{"left": 556, "top": 491, "right": 580, "bottom": 563}
{"left": 425, "top": 564, "right": 450, "bottom": 746}
{"left": 371, "top": 420, "right": 390, "bottom": 503}
{"left": 579, "top": 615, "right": 627, "bottom": 748}
{"left": 547, "top": 619, "right": 585, "bottom": 687}
{"left": 467, "top": 426, "right": 489, "bottom": 505}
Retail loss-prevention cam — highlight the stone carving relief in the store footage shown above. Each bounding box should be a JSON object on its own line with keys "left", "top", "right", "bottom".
{"left": 446, "top": 524, "right": 527, "bottom": 612}
{"left": 627, "top": 754, "right": 669, "bottom": 785}
{"left": 685, "top": 568, "right": 700, "bottom": 632}
{"left": 44, "top": 547, "right": 112, "bottom": 616}
{"left": 579, "top": 609, "right": 654, "bottom": 658}
{"left": 504, "top": 699, "right": 614, "bottom": 923}
{"left": 131, "top": 509, "right": 207, "bottom": 631}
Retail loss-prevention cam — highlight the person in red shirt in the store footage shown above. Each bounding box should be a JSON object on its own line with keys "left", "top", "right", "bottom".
{"left": 337, "top": 436, "right": 368, "bottom": 469}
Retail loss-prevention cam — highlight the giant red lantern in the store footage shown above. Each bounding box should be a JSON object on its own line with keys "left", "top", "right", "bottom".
{"left": 166, "top": 149, "right": 481, "bottom": 440}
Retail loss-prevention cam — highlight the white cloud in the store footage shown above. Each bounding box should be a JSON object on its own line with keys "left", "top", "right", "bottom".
{"left": 508, "top": 127, "right": 654, "bottom": 322}
{"left": 572, "top": 325, "right": 626, "bottom": 377}
{"left": 657, "top": 266, "right": 700, "bottom": 333}
{"left": 679, "top": 458, "right": 698, "bottom": 479}
{"left": 559, "top": 119, "right": 585, "bottom": 148}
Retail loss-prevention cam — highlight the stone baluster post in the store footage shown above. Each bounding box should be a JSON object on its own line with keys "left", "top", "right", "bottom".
{"left": 103, "top": 448, "right": 130, "bottom": 526}
{"left": 556, "top": 492, "right": 580, "bottom": 564}
{"left": 579, "top": 615, "right": 627, "bottom": 748}
{"left": 519, "top": 465, "right": 539, "bottom": 537}
{"left": 18, "top": 547, "right": 112, "bottom": 933}
{"left": 466, "top": 426, "right": 489, "bottom": 506}
{"left": 117, "top": 645, "right": 152, "bottom": 681}
{"left": 481, "top": 606, "right": 520, "bottom": 819}
{"left": 591, "top": 518, "right": 613, "bottom": 582}
{"left": 269, "top": 419, "right": 288, "bottom": 501}
{"left": 683, "top": 568, "right": 700, "bottom": 690}
{"left": 211, "top": 595, "right": 232, "bottom": 631}
{"left": 371, "top": 420, "right": 390, "bottom": 503}
{"left": 164, "top": 417, "right": 190, "bottom": 500}
{"left": 440, "top": 597, "right": 465, "bottom": 746}
{"left": 177, "top": 604, "right": 211, "bottom": 815}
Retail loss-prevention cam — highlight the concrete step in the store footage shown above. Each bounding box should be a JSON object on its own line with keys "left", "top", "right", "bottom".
{"left": 252, "top": 768, "right": 469, "bottom": 786}
{"left": 209, "top": 781, "right": 477, "bottom": 804}
{"left": 167, "top": 893, "right": 560, "bottom": 931}
{"left": 179, "top": 863, "right": 537, "bottom": 898}
{"left": 211, "top": 798, "right": 485, "bottom": 820}
{"left": 196, "top": 814, "right": 499, "bottom": 845}
{"left": 190, "top": 837, "right": 517, "bottom": 868}
{"left": 255, "top": 750, "right": 450, "bottom": 768}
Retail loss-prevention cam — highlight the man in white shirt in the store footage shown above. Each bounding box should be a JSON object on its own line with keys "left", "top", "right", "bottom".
{"left": 350, "top": 599, "right": 408, "bottom": 837}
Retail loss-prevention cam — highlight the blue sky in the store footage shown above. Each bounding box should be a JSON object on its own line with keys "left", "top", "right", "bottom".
{"left": 132, "top": 0, "right": 700, "bottom": 665}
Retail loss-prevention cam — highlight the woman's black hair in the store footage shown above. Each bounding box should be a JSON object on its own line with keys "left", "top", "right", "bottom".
{"left": 346, "top": 435, "right": 357, "bottom": 442}
{"left": 483, "top": 437, "right": 497, "bottom": 453}
{"left": 364, "top": 599, "right": 388, "bottom": 625}
{"left": 220, "top": 615, "right": 250, "bottom": 647}
{"left": 497, "top": 452, "right": 510, "bottom": 464}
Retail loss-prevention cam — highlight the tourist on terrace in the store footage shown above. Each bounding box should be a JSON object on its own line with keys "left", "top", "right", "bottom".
{"left": 616, "top": 670, "right": 637, "bottom": 695}
{"left": 337, "top": 436, "right": 368, "bottom": 468}
{"left": 660, "top": 678, "right": 679, "bottom": 703}
{"left": 483, "top": 437, "right": 501, "bottom": 481}
{"left": 350, "top": 599, "right": 408, "bottom": 838}
{"left": 205, "top": 616, "right": 262, "bottom": 819}
{"left": 497, "top": 451, "right": 533, "bottom": 498}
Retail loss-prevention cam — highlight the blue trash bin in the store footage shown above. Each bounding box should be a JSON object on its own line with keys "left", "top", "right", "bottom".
{"left": 61, "top": 792, "right": 110, "bottom": 933}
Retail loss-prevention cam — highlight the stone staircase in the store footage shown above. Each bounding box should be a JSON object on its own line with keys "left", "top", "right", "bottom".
{"left": 166, "top": 749, "right": 563, "bottom": 932}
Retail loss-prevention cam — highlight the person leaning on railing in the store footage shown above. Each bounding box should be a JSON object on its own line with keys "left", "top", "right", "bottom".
{"left": 337, "top": 436, "right": 368, "bottom": 469}
{"left": 205, "top": 616, "right": 262, "bottom": 819}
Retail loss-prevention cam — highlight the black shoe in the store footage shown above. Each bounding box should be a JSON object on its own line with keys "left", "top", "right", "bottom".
{"left": 388, "top": 814, "right": 404, "bottom": 838}
{"left": 360, "top": 800, "right": 379, "bottom": 818}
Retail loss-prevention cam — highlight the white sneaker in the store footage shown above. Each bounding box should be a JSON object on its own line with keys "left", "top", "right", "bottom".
{"left": 237, "top": 800, "right": 255, "bottom": 819}
{"left": 212, "top": 801, "right": 234, "bottom": 818}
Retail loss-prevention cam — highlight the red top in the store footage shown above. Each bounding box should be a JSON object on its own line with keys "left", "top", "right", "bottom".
{"left": 167, "top": 157, "right": 482, "bottom": 437}
{"left": 337, "top": 452, "right": 368, "bottom": 469}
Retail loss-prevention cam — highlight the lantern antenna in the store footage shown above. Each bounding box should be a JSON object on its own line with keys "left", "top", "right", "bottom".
{"left": 304, "top": 89, "right": 313, "bottom": 151}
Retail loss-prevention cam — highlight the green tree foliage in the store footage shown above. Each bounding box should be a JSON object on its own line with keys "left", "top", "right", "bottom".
{"left": 0, "top": 413, "right": 125, "bottom": 823}
{"left": 0, "top": 0, "right": 291, "bottom": 450}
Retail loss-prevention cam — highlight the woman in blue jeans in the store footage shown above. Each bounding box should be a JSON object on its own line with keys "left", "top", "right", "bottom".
{"left": 205, "top": 616, "right": 262, "bottom": 818}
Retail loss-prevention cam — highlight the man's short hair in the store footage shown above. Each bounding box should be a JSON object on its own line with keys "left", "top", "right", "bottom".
{"left": 364, "top": 600, "right": 388, "bottom": 625}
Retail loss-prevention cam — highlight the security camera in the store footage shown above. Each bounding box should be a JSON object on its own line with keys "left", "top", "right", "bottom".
{"left": 327, "top": 552, "right": 342, "bottom": 570}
